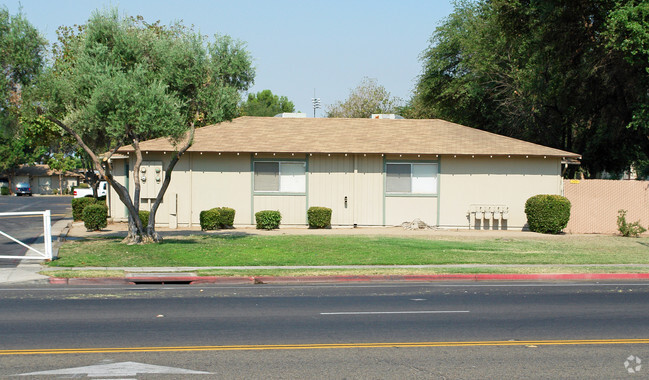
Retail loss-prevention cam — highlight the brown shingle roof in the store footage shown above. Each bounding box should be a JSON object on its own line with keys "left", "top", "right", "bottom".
{"left": 119, "top": 117, "right": 580, "bottom": 158}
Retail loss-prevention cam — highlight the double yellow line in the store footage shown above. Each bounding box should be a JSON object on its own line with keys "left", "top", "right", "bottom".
{"left": 1, "top": 339, "right": 648, "bottom": 355}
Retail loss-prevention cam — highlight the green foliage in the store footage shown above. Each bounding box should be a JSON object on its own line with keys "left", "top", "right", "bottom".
{"left": 71, "top": 197, "right": 97, "bottom": 221}
{"left": 200, "top": 208, "right": 221, "bottom": 231}
{"left": 216, "top": 207, "right": 236, "bottom": 228}
{"left": 0, "top": 7, "right": 47, "bottom": 137}
{"left": 240, "top": 89, "right": 295, "bottom": 116}
{"left": 139, "top": 210, "right": 150, "bottom": 228}
{"left": 307, "top": 207, "right": 332, "bottom": 228}
{"left": 524, "top": 195, "right": 571, "bottom": 234}
{"left": 255, "top": 210, "right": 281, "bottom": 230}
{"left": 0, "top": 186, "right": 9, "bottom": 195}
{"left": 617, "top": 210, "right": 646, "bottom": 237}
{"left": 82, "top": 203, "right": 107, "bottom": 231}
{"left": 76, "top": 183, "right": 90, "bottom": 188}
{"left": 411, "top": 0, "right": 649, "bottom": 176}
{"left": 199, "top": 207, "right": 236, "bottom": 230}
{"left": 327, "top": 77, "right": 402, "bottom": 118}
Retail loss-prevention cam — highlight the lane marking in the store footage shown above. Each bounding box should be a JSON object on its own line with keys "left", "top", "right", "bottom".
{"left": 320, "top": 311, "right": 469, "bottom": 315}
{"left": 1, "top": 339, "right": 649, "bottom": 355}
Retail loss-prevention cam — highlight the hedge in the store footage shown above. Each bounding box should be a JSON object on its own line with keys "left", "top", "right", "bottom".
{"left": 82, "top": 203, "right": 108, "bottom": 231}
{"left": 524, "top": 194, "right": 571, "bottom": 234}
{"left": 200, "top": 208, "right": 221, "bottom": 230}
{"left": 72, "top": 198, "right": 98, "bottom": 221}
{"left": 200, "top": 207, "right": 236, "bottom": 230}
{"left": 216, "top": 207, "right": 236, "bottom": 228}
{"left": 139, "top": 210, "right": 150, "bottom": 228}
{"left": 307, "top": 207, "right": 332, "bottom": 228}
{"left": 0, "top": 186, "right": 9, "bottom": 196}
{"left": 255, "top": 210, "right": 281, "bottom": 230}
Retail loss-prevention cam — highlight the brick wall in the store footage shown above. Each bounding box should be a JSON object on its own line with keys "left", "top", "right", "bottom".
{"left": 563, "top": 179, "right": 649, "bottom": 234}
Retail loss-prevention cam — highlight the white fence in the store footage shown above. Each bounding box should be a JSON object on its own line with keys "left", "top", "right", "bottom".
{"left": 0, "top": 210, "right": 52, "bottom": 261}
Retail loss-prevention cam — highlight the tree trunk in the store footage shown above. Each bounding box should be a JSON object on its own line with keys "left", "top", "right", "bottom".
{"left": 44, "top": 115, "right": 146, "bottom": 244}
{"left": 146, "top": 121, "right": 195, "bottom": 243}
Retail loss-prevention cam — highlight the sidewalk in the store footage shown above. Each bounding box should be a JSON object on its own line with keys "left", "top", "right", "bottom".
{"left": 0, "top": 218, "right": 71, "bottom": 284}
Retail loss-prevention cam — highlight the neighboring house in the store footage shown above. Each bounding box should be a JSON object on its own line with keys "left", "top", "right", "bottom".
{"left": 0, "top": 164, "right": 82, "bottom": 195}
{"left": 110, "top": 116, "right": 580, "bottom": 230}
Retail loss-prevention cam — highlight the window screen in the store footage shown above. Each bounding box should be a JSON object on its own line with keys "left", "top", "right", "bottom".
{"left": 254, "top": 162, "right": 279, "bottom": 191}
{"left": 386, "top": 164, "right": 411, "bottom": 193}
{"left": 254, "top": 161, "right": 306, "bottom": 193}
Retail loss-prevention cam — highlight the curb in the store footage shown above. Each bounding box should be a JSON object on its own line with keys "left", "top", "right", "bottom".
{"left": 47, "top": 273, "right": 649, "bottom": 285}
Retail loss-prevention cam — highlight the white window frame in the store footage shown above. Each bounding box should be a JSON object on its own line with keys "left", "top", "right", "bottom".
{"left": 253, "top": 161, "right": 306, "bottom": 193}
{"left": 386, "top": 162, "right": 438, "bottom": 195}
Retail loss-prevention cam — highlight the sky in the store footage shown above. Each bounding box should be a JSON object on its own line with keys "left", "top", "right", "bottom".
{"left": 3, "top": 0, "right": 455, "bottom": 117}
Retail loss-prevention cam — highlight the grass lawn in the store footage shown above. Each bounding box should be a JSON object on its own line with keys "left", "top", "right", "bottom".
{"left": 49, "top": 234, "right": 649, "bottom": 268}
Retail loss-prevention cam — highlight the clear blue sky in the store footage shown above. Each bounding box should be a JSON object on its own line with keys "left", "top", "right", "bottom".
{"left": 4, "top": 0, "right": 455, "bottom": 117}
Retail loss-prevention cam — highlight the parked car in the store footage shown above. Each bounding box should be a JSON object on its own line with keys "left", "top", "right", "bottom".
{"left": 73, "top": 181, "right": 108, "bottom": 198}
{"left": 14, "top": 182, "right": 32, "bottom": 196}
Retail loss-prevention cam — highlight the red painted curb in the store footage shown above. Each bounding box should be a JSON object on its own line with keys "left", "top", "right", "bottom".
{"left": 47, "top": 273, "right": 649, "bottom": 285}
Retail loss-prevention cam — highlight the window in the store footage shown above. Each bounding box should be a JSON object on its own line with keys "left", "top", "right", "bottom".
{"left": 254, "top": 161, "right": 306, "bottom": 193}
{"left": 386, "top": 163, "right": 437, "bottom": 194}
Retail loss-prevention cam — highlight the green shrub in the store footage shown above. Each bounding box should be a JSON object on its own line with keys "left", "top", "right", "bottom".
{"left": 216, "top": 207, "right": 236, "bottom": 228}
{"left": 255, "top": 210, "right": 281, "bottom": 230}
{"left": 307, "top": 207, "right": 332, "bottom": 228}
{"left": 200, "top": 208, "right": 221, "bottom": 230}
{"left": 139, "top": 210, "right": 150, "bottom": 228}
{"left": 0, "top": 186, "right": 9, "bottom": 196}
{"left": 72, "top": 198, "right": 97, "bottom": 221}
{"left": 524, "top": 194, "right": 571, "bottom": 234}
{"left": 617, "top": 209, "right": 646, "bottom": 237}
{"left": 76, "top": 183, "right": 90, "bottom": 188}
{"left": 82, "top": 204, "right": 108, "bottom": 231}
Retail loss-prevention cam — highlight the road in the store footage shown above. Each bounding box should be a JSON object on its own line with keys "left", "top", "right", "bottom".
{"left": 0, "top": 195, "right": 72, "bottom": 263}
{"left": 0, "top": 282, "right": 648, "bottom": 378}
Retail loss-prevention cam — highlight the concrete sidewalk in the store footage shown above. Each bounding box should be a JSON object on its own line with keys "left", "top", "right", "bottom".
{"left": 0, "top": 218, "right": 71, "bottom": 284}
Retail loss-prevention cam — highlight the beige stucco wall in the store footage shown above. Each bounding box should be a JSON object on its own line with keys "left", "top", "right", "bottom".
{"left": 438, "top": 156, "right": 562, "bottom": 229}
{"left": 309, "top": 154, "right": 384, "bottom": 226}
{"left": 108, "top": 152, "right": 563, "bottom": 230}
{"left": 385, "top": 196, "right": 437, "bottom": 226}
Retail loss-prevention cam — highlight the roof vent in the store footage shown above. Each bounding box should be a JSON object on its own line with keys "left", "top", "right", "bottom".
{"left": 274, "top": 113, "right": 307, "bottom": 118}
{"left": 371, "top": 114, "right": 404, "bottom": 119}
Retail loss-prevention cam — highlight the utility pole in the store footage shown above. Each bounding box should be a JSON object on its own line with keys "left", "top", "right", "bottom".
{"left": 311, "top": 89, "right": 321, "bottom": 118}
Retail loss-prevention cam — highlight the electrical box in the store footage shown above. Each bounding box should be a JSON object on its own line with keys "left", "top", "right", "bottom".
{"left": 140, "top": 161, "right": 163, "bottom": 199}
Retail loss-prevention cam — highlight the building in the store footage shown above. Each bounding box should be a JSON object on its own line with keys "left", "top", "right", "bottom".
{"left": 0, "top": 164, "right": 82, "bottom": 194}
{"left": 109, "top": 116, "right": 580, "bottom": 230}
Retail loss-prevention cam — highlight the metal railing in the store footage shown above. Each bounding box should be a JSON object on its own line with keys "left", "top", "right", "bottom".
{"left": 0, "top": 210, "right": 52, "bottom": 261}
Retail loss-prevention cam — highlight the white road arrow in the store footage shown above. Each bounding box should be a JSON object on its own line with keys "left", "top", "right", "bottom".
{"left": 17, "top": 361, "right": 212, "bottom": 377}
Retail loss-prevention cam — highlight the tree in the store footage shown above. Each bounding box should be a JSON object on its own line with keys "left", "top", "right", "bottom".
{"left": 326, "top": 77, "right": 402, "bottom": 118}
{"left": 0, "top": 7, "right": 47, "bottom": 191}
{"left": 32, "top": 9, "right": 254, "bottom": 243}
{"left": 240, "top": 89, "right": 294, "bottom": 116}
{"left": 411, "top": 0, "right": 649, "bottom": 176}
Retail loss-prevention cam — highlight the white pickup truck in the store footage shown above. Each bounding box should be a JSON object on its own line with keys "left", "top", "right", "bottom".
{"left": 73, "top": 181, "right": 108, "bottom": 198}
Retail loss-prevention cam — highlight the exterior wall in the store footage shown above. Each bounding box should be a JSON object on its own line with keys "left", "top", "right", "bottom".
{"left": 564, "top": 179, "right": 649, "bottom": 234}
{"left": 438, "top": 156, "right": 562, "bottom": 229}
{"left": 308, "top": 154, "right": 384, "bottom": 226}
{"left": 108, "top": 152, "right": 563, "bottom": 230}
{"left": 254, "top": 195, "right": 307, "bottom": 224}
{"left": 385, "top": 196, "right": 437, "bottom": 226}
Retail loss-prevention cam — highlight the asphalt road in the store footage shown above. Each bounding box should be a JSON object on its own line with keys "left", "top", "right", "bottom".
{"left": 0, "top": 282, "right": 648, "bottom": 378}
{"left": 0, "top": 195, "right": 72, "bottom": 263}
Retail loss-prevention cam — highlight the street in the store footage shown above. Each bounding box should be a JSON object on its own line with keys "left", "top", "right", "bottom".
{"left": 0, "top": 196, "right": 71, "bottom": 262}
{"left": 0, "top": 282, "right": 648, "bottom": 378}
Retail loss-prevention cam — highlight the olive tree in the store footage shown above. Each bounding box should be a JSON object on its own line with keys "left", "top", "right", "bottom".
{"left": 33, "top": 10, "right": 254, "bottom": 243}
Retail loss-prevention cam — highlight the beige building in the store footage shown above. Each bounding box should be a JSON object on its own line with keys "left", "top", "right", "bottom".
{"left": 109, "top": 116, "right": 580, "bottom": 230}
